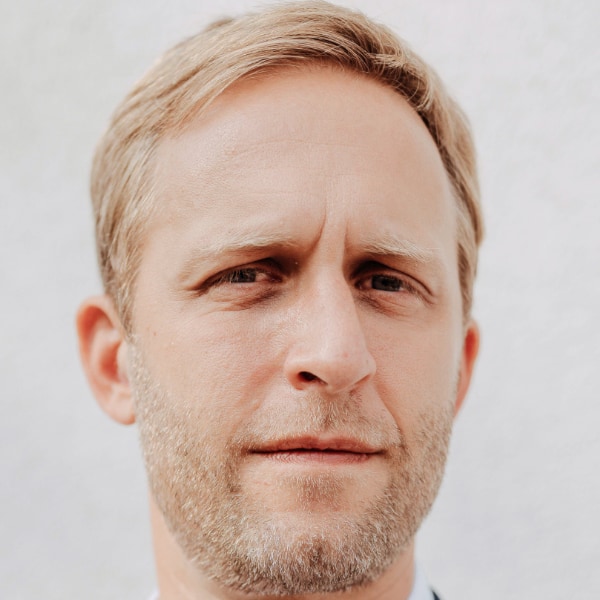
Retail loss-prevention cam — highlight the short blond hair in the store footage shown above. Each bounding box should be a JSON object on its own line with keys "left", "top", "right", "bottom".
{"left": 91, "top": 0, "right": 483, "bottom": 331}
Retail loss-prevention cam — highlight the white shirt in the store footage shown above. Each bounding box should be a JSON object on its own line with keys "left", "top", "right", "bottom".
{"left": 147, "top": 565, "right": 435, "bottom": 599}
{"left": 409, "top": 563, "right": 436, "bottom": 600}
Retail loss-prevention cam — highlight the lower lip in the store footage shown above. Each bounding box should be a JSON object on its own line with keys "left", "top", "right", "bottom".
{"left": 254, "top": 450, "right": 374, "bottom": 465}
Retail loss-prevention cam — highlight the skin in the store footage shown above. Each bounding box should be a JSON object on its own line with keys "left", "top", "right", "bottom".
{"left": 77, "top": 67, "right": 479, "bottom": 600}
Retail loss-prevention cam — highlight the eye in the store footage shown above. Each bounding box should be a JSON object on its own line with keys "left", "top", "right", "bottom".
{"left": 370, "top": 274, "right": 406, "bottom": 292}
{"left": 357, "top": 271, "right": 416, "bottom": 294}
{"left": 220, "top": 268, "right": 262, "bottom": 284}
{"left": 212, "top": 266, "right": 274, "bottom": 286}
{"left": 198, "top": 263, "right": 282, "bottom": 305}
{"left": 355, "top": 269, "right": 424, "bottom": 314}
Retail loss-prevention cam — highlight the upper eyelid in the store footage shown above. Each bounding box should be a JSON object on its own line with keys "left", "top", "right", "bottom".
{"left": 357, "top": 273, "right": 417, "bottom": 292}
{"left": 353, "top": 264, "right": 429, "bottom": 299}
{"left": 353, "top": 261, "right": 413, "bottom": 282}
{"left": 208, "top": 263, "right": 280, "bottom": 286}
{"left": 197, "top": 258, "right": 427, "bottom": 291}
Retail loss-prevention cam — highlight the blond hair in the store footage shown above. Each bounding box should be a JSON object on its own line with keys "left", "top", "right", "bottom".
{"left": 91, "top": 0, "right": 483, "bottom": 331}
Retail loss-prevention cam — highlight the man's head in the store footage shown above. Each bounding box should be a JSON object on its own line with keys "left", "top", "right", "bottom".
{"left": 78, "top": 2, "right": 482, "bottom": 598}
{"left": 90, "top": 0, "right": 482, "bottom": 332}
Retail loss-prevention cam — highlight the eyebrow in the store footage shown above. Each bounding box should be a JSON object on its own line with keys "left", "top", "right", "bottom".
{"left": 176, "top": 229, "right": 443, "bottom": 285}
{"left": 176, "top": 230, "right": 299, "bottom": 283}
{"left": 358, "top": 232, "right": 441, "bottom": 264}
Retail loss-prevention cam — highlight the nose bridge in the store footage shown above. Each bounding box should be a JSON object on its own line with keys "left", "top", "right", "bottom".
{"left": 285, "top": 268, "right": 376, "bottom": 393}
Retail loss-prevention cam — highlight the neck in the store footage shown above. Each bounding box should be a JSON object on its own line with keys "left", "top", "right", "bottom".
{"left": 149, "top": 494, "right": 416, "bottom": 600}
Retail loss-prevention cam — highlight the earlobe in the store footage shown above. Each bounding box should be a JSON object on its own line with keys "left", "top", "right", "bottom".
{"left": 76, "top": 295, "right": 135, "bottom": 425}
{"left": 454, "top": 319, "right": 480, "bottom": 417}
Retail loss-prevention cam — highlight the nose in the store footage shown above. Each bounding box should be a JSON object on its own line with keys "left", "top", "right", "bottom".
{"left": 283, "top": 275, "right": 376, "bottom": 394}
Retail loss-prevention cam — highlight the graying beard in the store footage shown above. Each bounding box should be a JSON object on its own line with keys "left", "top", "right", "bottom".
{"left": 130, "top": 345, "right": 453, "bottom": 596}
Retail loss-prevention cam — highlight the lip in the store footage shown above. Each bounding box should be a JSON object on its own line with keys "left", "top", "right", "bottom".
{"left": 251, "top": 436, "right": 382, "bottom": 455}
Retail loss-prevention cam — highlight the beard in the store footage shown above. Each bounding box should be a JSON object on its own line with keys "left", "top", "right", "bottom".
{"left": 130, "top": 346, "right": 454, "bottom": 596}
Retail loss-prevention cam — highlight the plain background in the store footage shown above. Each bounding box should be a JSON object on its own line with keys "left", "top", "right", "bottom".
{"left": 1, "top": 0, "right": 598, "bottom": 598}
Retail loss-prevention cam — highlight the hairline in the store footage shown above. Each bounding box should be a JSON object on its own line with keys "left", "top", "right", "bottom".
{"left": 125, "top": 66, "right": 468, "bottom": 330}
{"left": 93, "top": 4, "right": 482, "bottom": 331}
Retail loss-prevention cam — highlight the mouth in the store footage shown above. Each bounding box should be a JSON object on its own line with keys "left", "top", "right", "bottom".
{"left": 251, "top": 436, "right": 382, "bottom": 465}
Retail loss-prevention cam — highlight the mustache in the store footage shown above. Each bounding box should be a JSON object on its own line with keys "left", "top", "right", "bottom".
{"left": 230, "top": 390, "right": 404, "bottom": 452}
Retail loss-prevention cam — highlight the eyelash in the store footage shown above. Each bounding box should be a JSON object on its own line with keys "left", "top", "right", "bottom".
{"left": 211, "top": 266, "right": 278, "bottom": 286}
{"left": 358, "top": 273, "right": 418, "bottom": 295}
{"left": 207, "top": 264, "right": 421, "bottom": 298}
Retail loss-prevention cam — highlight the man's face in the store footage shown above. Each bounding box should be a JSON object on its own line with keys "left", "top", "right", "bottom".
{"left": 129, "top": 68, "right": 475, "bottom": 594}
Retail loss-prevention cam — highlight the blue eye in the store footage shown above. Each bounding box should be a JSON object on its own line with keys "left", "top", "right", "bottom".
{"left": 371, "top": 274, "right": 404, "bottom": 292}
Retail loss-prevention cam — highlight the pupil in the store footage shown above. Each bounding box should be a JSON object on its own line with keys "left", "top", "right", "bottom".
{"left": 372, "top": 275, "right": 401, "bottom": 291}
{"left": 232, "top": 269, "right": 256, "bottom": 283}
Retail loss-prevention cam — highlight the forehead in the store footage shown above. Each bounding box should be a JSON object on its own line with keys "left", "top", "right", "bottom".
{"left": 153, "top": 66, "right": 453, "bottom": 218}
{"left": 148, "top": 66, "right": 457, "bottom": 272}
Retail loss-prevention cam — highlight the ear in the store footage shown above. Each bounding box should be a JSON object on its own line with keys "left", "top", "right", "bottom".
{"left": 76, "top": 295, "right": 135, "bottom": 425}
{"left": 453, "top": 319, "right": 480, "bottom": 417}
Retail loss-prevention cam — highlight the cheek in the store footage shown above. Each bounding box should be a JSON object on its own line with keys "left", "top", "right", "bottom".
{"left": 138, "top": 309, "right": 285, "bottom": 418}
{"left": 368, "top": 320, "right": 460, "bottom": 428}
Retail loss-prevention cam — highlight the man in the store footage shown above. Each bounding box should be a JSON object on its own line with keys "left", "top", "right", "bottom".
{"left": 77, "top": 2, "right": 482, "bottom": 598}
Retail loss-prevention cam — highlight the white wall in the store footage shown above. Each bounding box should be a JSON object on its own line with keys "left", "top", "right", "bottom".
{"left": 1, "top": 1, "right": 598, "bottom": 598}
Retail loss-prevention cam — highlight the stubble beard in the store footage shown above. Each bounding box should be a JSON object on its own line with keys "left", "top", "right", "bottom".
{"left": 131, "top": 348, "right": 454, "bottom": 596}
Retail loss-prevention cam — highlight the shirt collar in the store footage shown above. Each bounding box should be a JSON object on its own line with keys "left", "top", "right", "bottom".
{"left": 408, "top": 563, "right": 435, "bottom": 600}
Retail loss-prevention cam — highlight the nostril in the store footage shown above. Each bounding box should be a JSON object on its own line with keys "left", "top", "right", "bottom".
{"left": 299, "top": 371, "right": 318, "bottom": 382}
